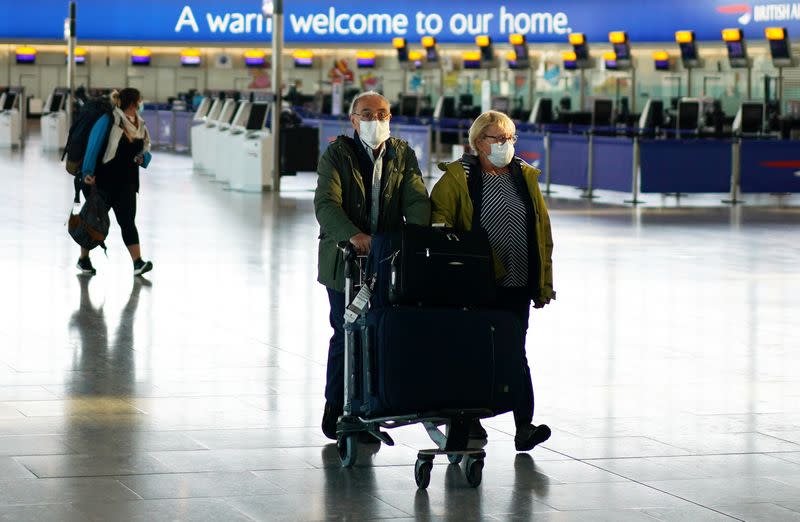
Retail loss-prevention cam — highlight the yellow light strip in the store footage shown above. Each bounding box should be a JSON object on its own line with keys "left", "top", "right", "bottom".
{"left": 765, "top": 27, "right": 786, "bottom": 41}
{"left": 476, "top": 35, "right": 491, "bottom": 47}
{"left": 292, "top": 50, "right": 313, "bottom": 59}
{"left": 506, "top": 51, "right": 517, "bottom": 61}
{"left": 562, "top": 50, "right": 577, "bottom": 61}
{"left": 131, "top": 48, "right": 152, "bottom": 57}
{"left": 675, "top": 31, "right": 694, "bottom": 44}
{"left": 16, "top": 46, "right": 37, "bottom": 55}
{"left": 721, "top": 28, "right": 742, "bottom": 42}
{"left": 421, "top": 36, "right": 436, "bottom": 48}
{"left": 609, "top": 31, "right": 627, "bottom": 44}
{"left": 462, "top": 51, "right": 482, "bottom": 61}
{"left": 653, "top": 51, "right": 670, "bottom": 61}
{"left": 568, "top": 33, "right": 585, "bottom": 46}
{"left": 180, "top": 48, "right": 201, "bottom": 58}
{"left": 509, "top": 34, "right": 525, "bottom": 45}
{"left": 243, "top": 49, "right": 266, "bottom": 59}
{"left": 392, "top": 37, "right": 407, "bottom": 49}
{"left": 408, "top": 50, "right": 424, "bottom": 61}
{"left": 604, "top": 51, "right": 617, "bottom": 61}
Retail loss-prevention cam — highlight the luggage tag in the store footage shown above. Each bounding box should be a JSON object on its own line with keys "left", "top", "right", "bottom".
{"left": 344, "top": 277, "right": 375, "bottom": 324}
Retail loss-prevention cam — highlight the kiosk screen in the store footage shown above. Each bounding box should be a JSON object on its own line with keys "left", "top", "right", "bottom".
{"left": 49, "top": 94, "right": 64, "bottom": 113}
{"left": 3, "top": 93, "right": 17, "bottom": 110}
{"left": 246, "top": 103, "right": 268, "bottom": 130}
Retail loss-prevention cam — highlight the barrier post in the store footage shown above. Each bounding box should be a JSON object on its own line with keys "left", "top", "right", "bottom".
{"left": 624, "top": 136, "right": 643, "bottom": 205}
{"left": 544, "top": 132, "right": 554, "bottom": 195}
{"left": 581, "top": 132, "right": 597, "bottom": 199}
{"left": 723, "top": 137, "right": 743, "bottom": 205}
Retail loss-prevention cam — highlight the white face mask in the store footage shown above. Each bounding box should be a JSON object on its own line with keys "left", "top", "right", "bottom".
{"left": 486, "top": 141, "right": 515, "bottom": 167}
{"left": 359, "top": 119, "right": 391, "bottom": 149}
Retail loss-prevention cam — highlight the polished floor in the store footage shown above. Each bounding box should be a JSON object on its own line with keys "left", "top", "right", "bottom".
{"left": 1, "top": 130, "right": 800, "bottom": 522}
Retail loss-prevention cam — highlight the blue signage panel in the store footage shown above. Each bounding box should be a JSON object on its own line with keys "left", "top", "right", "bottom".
{"left": 740, "top": 140, "right": 800, "bottom": 193}
{"left": 640, "top": 140, "right": 732, "bottom": 194}
{"left": 2, "top": 1, "right": 800, "bottom": 43}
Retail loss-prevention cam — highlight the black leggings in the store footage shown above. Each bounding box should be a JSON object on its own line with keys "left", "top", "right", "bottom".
{"left": 82, "top": 186, "right": 140, "bottom": 246}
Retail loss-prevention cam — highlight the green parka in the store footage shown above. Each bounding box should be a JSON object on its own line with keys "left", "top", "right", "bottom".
{"left": 430, "top": 158, "right": 555, "bottom": 303}
{"left": 314, "top": 135, "right": 431, "bottom": 292}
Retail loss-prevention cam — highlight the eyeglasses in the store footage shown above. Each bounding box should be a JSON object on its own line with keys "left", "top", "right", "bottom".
{"left": 353, "top": 110, "right": 391, "bottom": 121}
{"left": 482, "top": 134, "right": 518, "bottom": 145}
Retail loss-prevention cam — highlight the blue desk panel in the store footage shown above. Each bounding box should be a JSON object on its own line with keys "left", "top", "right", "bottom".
{"left": 549, "top": 134, "right": 589, "bottom": 188}
{"left": 592, "top": 136, "right": 633, "bottom": 192}
{"left": 640, "top": 140, "right": 731, "bottom": 193}
{"left": 515, "top": 134, "right": 546, "bottom": 171}
{"left": 740, "top": 140, "right": 800, "bottom": 194}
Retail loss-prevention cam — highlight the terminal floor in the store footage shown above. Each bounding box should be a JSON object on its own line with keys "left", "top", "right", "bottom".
{"left": 2, "top": 136, "right": 800, "bottom": 522}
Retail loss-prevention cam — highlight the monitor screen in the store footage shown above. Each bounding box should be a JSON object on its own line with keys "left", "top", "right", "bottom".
{"left": 246, "top": 103, "right": 268, "bottom": 130}
{"left": 356, "top": 57, "right": 376, "bottom": 68}
{"left": 227, "top": 102, "right": 241, "bottom": 124}
{"left": 769, "top": 39, "right": 791, "bottom": 59}
{"left": 655, "top": 58, "right": 671, "bottom": 71}
{"left": 294, "top": 57, "right": 313, "bottom": 68}
{"left": 245, "top": 56, "right": 266, "bottom": 67}
{"left": 131, "top": 55, "right": 151, "bottom": 66}
{"left": 492, "top": 97, "right": 510, "bottom": 113}
{"left": 463, "top": 60, "right": 481, "bottom": 69}
{"left": 49, "top": 94, "right": 64, "bottom": 113}
{"left": 613, "top": 43, "right": 630, "bottom": 61}
{"left": 181, "top": 55, "right": 201, "bottom": 66}
{"left": 592, "top": 99, "right": 613, "bottom": 126}
{"left": 535, "top": 98, "right": 553, "bottom": 124}
{"left": 563, "top": 60, "right": 578, "bottom": 71}
{"left": 741, "top": 103, "right": 764, "bottom": 133}
{"left": 678, "top": 101, "right": 700, "bottom": 130}
{"left": 726, "top": 41, "right": 746, "bottom": 59}
{"left": 401, "top": 95, "right": 419, "bottom": 117}
{"left": 426, "top": 47, "right": 439, "bottom": 63}
{"left": 679, "top": 42, "right": 698, "bottom": 61}
{"left": 3, "top": 93, "right": 17, "bottom": 110}
{"left": 16, "top": 54, "right": 35, "bottom": 64}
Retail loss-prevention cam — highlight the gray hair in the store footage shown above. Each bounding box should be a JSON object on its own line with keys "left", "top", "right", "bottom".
{"left": 468, "top": 110, "right": 516, "bottom": 153}
{"left": 349, "top": 91, "right": 390, "bottom": 115}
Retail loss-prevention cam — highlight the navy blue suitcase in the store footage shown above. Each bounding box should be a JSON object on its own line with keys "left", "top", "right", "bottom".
{"left": 353, "top": 306, "right": 526, "bottom": 418}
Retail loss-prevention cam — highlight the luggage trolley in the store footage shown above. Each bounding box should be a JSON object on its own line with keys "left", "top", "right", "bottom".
{"left": 336, "top": 241, "right": 491, "bottom": 489}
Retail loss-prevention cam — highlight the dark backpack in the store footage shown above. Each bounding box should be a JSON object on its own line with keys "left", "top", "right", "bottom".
{"left": 68, "top": 186, "right": 110, "bottom": 253}
{"left": 62, "top": 97, "right": 113, "bottom": 176}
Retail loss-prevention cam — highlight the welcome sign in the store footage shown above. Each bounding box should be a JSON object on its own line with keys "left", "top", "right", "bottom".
{"left": 2, "top": 0, "right": 799, "bottom": 43}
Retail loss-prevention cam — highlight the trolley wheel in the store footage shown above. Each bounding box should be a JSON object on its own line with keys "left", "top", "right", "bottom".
{"left": 414, "top": 458, "right": 433, "bottom": 489}
{"left": 447, "top": 454, "right": 463, "bottom": 465}
{"left": 338, "top": 434, "right": 358, "bottom": 468}
{"left": 465, "top": 456, "right": 483, "bottom": 487}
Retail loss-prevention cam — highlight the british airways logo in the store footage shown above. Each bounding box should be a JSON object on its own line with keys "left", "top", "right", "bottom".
{"left": 718, "top": 3, "right": 800, "bottom": 25}
{"left": 717, "top": 4, "right": 753, "bottom": 24}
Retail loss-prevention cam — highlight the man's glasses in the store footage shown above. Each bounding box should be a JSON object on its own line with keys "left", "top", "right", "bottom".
{"left": 353, "top": 110, "right": 391, "bottom": 121}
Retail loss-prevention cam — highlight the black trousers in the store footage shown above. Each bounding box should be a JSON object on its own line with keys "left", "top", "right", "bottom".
{"left": 494, "top": 286, "right": 536, "bottom": 428}
{"left": 83, "top": 185, "right": 140, "bottom": 247}
{"left": 325, "top": 288, "right": 346, "bottom": 407}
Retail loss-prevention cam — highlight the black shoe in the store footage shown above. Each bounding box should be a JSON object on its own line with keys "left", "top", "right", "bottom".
{"left": 515, "top": 424, "right": 551, "bottom": 452}
{"left": 321, "top": 402, "right": 342, "bottom": 440}
{"left": 469, "top": 419, "right": 488, "bottom": 440}
{"left": 133, "top": 259, "right": 153, "bottom": 276}
{"left": 76, "top": 257, "right": 96, "bottom": 276}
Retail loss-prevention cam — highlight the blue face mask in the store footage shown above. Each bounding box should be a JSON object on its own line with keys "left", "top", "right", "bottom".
{"left": 137, "top": 102, "right": 144, "bottom": 115}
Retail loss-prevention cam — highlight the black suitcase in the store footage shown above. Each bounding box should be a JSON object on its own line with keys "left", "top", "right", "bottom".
{"left": 387, "top": 225, "right": 496, "bottom": 307}
{"left": 354, "top": 306, "right": 525, "bottom": 418}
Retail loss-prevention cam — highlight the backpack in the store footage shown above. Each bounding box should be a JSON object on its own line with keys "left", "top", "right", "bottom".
{"left": 62, "top": 97, "right": 114, "bottom": 176}
{"left": 68, "top": 186, "right": 110, "bottom": 253}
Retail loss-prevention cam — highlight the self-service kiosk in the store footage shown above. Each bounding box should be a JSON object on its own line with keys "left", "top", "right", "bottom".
{"left": 230, "top": 102, "right": 274, "bottom": 192}
{"left": 191, "top": 97, "right": 223, "bottom": 171}
{"left": 212, "top": 100, "right": 251, "bottom": 183}
{"left": 206, "top": 99, "right": 239, "bottom": 179}
{"left": 42, "top": 88, "right": 69, "bottom": 151}
{"left": 0, "top": 87, "right": 26, "bottom": 148}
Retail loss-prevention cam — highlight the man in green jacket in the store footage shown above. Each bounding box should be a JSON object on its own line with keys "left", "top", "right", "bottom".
{"left": 314, "top": 91, "right": 431, "bottom": 439}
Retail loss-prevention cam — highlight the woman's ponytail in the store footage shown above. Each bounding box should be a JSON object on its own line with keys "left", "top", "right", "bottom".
{"left": 109, "top": 90, "right": 121, "bottom": 107}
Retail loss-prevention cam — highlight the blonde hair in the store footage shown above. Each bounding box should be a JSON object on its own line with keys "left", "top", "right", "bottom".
{"left": 468, "top": 110, "right": 516, "bottom": 153}
{"left": 109, "top": 90, "right": 121, "bottom": 107}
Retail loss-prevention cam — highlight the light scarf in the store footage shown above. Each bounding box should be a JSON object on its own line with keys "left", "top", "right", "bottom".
{"left": 101, "top": 107, "right": 151, "bottom": 165}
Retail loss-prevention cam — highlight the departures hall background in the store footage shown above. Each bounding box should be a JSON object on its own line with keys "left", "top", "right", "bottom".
{"left": 2, "top": 0, "right": 800, "bottom": 520}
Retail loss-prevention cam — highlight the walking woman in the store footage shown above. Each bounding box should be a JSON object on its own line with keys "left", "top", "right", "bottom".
{"left": 77, "top": 88, "right": 153, "bottom": 276}
{"left": 430, "top": 110, "right": 555, "bottom": 452}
